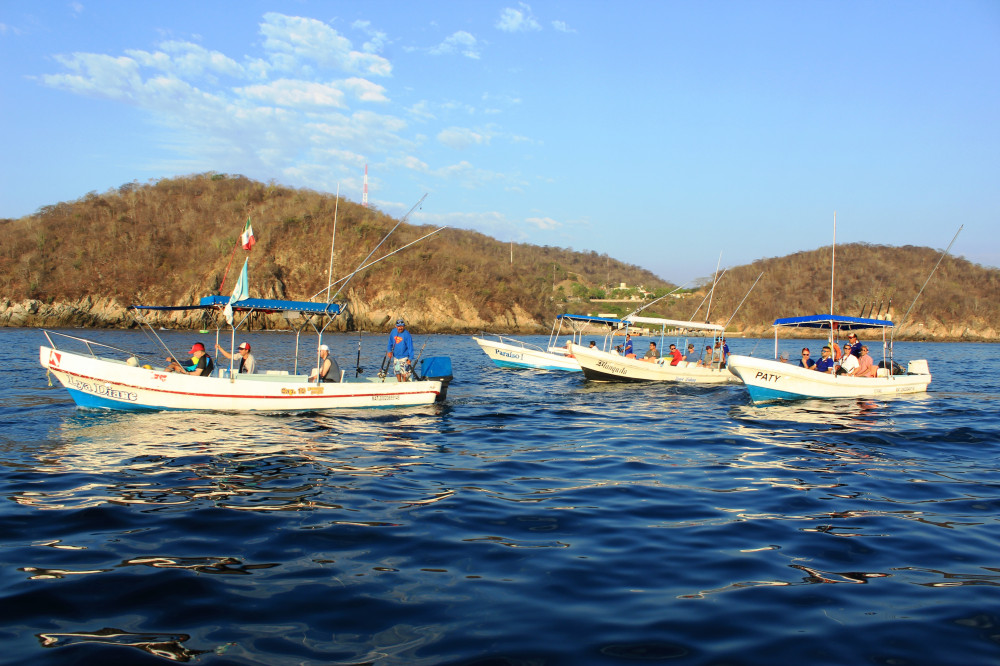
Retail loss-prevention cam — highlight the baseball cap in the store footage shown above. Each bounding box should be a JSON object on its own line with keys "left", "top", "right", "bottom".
{"left": 238, "top": 342, "right": 250, "bottom": 350}
{"left": 319, "top": 344, "right": 329, "bottom": 351}
{"left": 188, "top": 342, "right": 205, "bottom": 354}
{"left": 396, "top": 318, "right": 406, "bottom": 326}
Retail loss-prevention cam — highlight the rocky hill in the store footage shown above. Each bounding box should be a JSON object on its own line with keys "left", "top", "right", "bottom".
{"left": 1, "top": 173, "right": 997, "bottom": 340}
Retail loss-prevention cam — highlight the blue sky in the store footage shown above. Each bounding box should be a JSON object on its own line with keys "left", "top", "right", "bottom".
{"left": 2, "top": 1, "right": 998, "bottom": 284}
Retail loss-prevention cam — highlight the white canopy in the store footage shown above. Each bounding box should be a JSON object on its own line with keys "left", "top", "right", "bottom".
{"left": 626, "top": 316, "right": 724, "bottom": 332}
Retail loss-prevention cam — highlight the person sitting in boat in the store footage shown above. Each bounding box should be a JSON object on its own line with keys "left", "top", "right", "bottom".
{"left": 855, "top": 345, "right": 877, "bottom": 377}
{"left": 386, "top": 318, "right": 414, "bottom": 381}
{"left": 838, "top": 343, "right": 859, "bottom": 375}
{"left": 684, "top": 343, "right": 700, "bottom": 364}
{"left": 699, "top": 344, "right": 717, "bottom": 367}
{"left": 667, "top": 343, "right": 683, "bottom": 366}
{"left": 799, "top": 348, "right": 815, "bottom": 369}
{"left": 588, "top": 341, "right": 597, "bottom": 348}
{"left": 643, "top": 341, "right": 660, "bottom": 362}
{"left": 623, "top": 334, "right": 635, "bottom": 358}
{"left": 215, "top": 341, "right": 256, "bottom": 374}
{"left": 814, "top": 346, "right": 836, "bottom": 373}
{"left": 165, "top": 342, "right": 214, "bottom": 376}
{"left": 310, "top": 344, "right": 341, "bottom": 383}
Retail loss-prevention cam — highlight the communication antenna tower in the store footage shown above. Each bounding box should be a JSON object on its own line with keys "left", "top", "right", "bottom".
{"left": 362, "top": 164, "right": 369, "bottom": 208}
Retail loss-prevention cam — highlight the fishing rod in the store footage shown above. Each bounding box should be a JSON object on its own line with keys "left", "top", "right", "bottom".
{"left": 329, "top": 193, "right": 427, "bottom": 302}
{"left": 409, "top": 341, "right": 428, "bottom": 381}
{"left": 311, "top": 226, "right": 446, "bottom": 301}
{"left": 625, "top": 281, "right": 692, "bottom": 319}
{"left": 704, "top": 252, "right": 723, "bottom": 323}
{"left": 355, "top": 330, "right": 364, "bottom": 377}
{"left": 723, "top": 272, "right": 764, "bottom": 329}
{"left": 688, "top": 269, "right": 727, "bottom": 322}
{"left": 892, "top": 225, "right": 963, "bottom": 342}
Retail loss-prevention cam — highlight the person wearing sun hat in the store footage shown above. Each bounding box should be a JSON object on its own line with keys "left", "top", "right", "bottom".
{"left": 215, "top": 341, "right": 257, "bottom": 374}
{"left": 165, "top": 342, "right": 215, "bottom": 376}
{"left": 385, "top": 318, "right": 414, "bottom": 381}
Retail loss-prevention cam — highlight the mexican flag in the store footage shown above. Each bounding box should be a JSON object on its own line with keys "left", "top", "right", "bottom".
{"left": 241, "top": 218, "right": 256, "bottom": 250}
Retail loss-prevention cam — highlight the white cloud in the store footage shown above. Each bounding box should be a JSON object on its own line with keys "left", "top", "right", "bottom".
{"left": 552, "top": 20, "right": 575, "bottom": 33}
{"left": 526, "top": 216, "right": 561, "bottom": 230}
{"left": 430, "top": 31, "right": 480, "bottom": 59}
{"left": 260, "top": 13, "right": 391, "bottom": 76}
{"left": 352, "top": 20, "right": 388, "bottom": 54}
{"left": 437, "top": 127, "right": 489, "bottom": 150}
{"left": 237, "top": 79, "right": 347, "bottom": 109}
{"left": 126, "top": 41, "right": 243, "bottom": 80}
{"left": 407, "top": 100, "right": 436, "bottom": 121}
{"left": 342, "top": 77, "right": 388, "bottom": 102}
{"left": 496, "top": 3, "right": 541, "bottom": 33}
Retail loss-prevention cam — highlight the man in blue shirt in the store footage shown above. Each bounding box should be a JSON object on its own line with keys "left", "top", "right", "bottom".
{"left": 814, "top": 346, "right": 835, "bottom": 373}
{"left": 386, "top": 318, "right": 414, "bottom": 381}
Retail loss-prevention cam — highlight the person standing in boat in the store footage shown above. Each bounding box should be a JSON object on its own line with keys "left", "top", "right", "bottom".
{"left": 215, "top": 341, "right": 256, "bottom": 374}
{"left": 622, "top": 333, "right": 635, "bottom": 358}
{"left": 846, "top": 332, "right": 863, "bottom": 358}
{"left": 386, "top": 318, "right": 414, "bottom": 381}
{"left": 165, "top": 342, "right": 214, "bottom": 376}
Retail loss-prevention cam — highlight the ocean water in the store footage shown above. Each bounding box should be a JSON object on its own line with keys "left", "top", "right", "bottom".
{"left": 3, "top": 327, "right": 1000, "bottom": 665}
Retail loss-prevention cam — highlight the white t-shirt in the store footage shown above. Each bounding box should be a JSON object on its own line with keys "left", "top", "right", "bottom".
{"left": 840, "top": 353, "right": 859, "bottom": 375}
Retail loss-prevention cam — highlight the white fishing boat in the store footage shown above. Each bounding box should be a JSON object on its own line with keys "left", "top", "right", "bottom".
{"left": 726, "top": 315, "right": 930, "bottom": 403}
{"left": 41, "top": 198, "right": 454, "bottom": 412}
{"left": 568, "top": 316, "right": 739, "bottom": 384}
{"left": 472, "top": 314, "right": 624, "bottom": 371}
{"left": 40, "top": 298, "right": 453, "bottom": 412}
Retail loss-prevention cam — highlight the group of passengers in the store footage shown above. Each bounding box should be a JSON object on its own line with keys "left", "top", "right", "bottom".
{"left": 795, "top": 332, "right": 877, "bottom": 377}
{"left": 633, "top": 338, "right": 727, "bottom": 369}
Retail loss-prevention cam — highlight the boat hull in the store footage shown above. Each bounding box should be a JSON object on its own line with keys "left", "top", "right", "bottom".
{"left": 568, "top": 344, "right": 739, "bottom": 384}
{"left": 41, "top": 346, "right": 444, "bottom": 412}
{"left": 472, "top": 336, "right": 580, "bottom": 371}
{"left": 726, "top": 354, "right": 931, "bottom": 403}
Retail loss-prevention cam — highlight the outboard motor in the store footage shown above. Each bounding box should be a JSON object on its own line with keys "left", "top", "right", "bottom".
{"left": 878, "top": 360, "right": 905, "bottom": 376}
{"left": 417, "top": 356, "right": 453, "bottom": 401}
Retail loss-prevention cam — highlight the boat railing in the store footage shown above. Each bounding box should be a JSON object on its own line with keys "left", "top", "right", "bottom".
{"left": 479, "top": 333, "right": 546, "bottom": 353}
{"left": 42, "top": 329, "right": 140, "bottom": 360}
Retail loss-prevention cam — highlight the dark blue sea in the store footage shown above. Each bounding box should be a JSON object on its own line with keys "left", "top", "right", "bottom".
{"left": 3, "top": 328, "right": 1000, "bottom": 665}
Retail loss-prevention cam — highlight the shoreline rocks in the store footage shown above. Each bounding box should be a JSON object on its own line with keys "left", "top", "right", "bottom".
{"left": 2, "top": 298, "right": 995, "bottom": 341}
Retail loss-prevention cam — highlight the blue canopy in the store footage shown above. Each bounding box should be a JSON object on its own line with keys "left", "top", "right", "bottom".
{"left": 773, "top": 314, "right": 893, "bottom": 330}
{"left": 133, "top": 297, "right": 342, "bottom": 316}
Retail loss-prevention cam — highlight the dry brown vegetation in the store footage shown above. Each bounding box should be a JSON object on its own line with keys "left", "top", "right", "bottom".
{"left": 0, "top": 173, "right": 669, "bottom": 327}
{"left": 2, "top": 173, "right": 997, "bottom": 338}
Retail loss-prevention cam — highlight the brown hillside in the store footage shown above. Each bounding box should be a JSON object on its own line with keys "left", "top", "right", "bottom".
{"left": 675, "top": 244, "right": 1000, "bottom": 340}
{"left": 0, "top": 173, "right": 670, "bottom": 331}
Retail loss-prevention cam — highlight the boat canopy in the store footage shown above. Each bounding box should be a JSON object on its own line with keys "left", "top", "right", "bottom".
{"left": 133, "top": 296, "right": 342, "bottom": 316}
{"left": 626, "top": 316, "right": 724, "bottom": 332}
{"left": 555, "top": 314, "right": 624, "bottom": 326}
{"left": 773, "top": 314, "right": 893, "bottom": 330}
